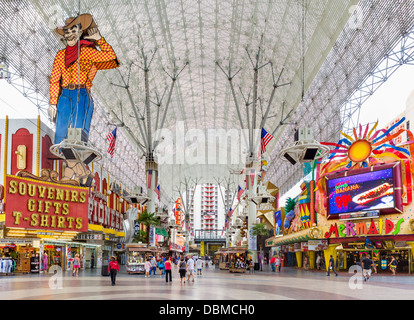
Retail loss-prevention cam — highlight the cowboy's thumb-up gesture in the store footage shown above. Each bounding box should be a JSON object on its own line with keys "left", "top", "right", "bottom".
{"left": 84, "top": 27, "right": 101, "bottom": 41}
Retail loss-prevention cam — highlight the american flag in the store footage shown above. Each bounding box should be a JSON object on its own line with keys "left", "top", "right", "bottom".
{"left": 106, "top": 128, "right": 117, "bottom": 158}
{"left": 228, "top": 208, "right": 234, "bottom": 218}
{"left": 154, "top": 184, "right": 160, "bottom": 201}
{"left": 237, "top": 186, "right": 244, "bottom": 202}
{"left": 225, "top": 219, "right": 229, "bottom": 229}
{"left": 250, "top": 169, "right": 255, "bottom": 187}
{"left": 259, "top": 128, "right": 274, "bottom": 156}
{"left": 147, "top": 170, "right": 153, "bottom": 188}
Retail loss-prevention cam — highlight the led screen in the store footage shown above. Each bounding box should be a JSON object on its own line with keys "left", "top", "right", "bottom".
{"left": 327, "top": 167, "right": 396, "bottom": 215}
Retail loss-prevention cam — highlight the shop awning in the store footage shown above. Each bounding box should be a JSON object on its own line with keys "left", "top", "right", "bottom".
{"left": 265, "top": 228, "right": 316, "bottom": 247}
{"left": 220, "top": 247, "right": 248, "bottom": 254}
{"left": 126, "top": 247, "right": 153, "bottom": 252}
{"left": 155, "top": 228, "right": 169, "bottom": 237}
{"left": 43, "top": 240, "right": 102, "bottom": 248}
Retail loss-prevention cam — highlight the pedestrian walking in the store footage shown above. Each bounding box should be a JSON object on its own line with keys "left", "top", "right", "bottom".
{"left": 144, "top": 258, "right": 151, "bottom": 278}
{"left": 275, "top": 255, "right": 281, "bottom": 273}
{"left": 42, "top": 252, "right": 48, "bottom": 272}
{"left": 158, "top": 259, "right": 165, "bottom": 277}
{"left": 316, "top": 254, "right": 321, "bottom": 270}
{"left": 327, "top": 255, "right": 338, "bottom": 277}
{"left": 150, "top": 256, "right": 157, "bottom": 276}
{"left": 362, "top": 254, "right": 374, "bottom": 281}
{"left": 270, "top": 255, "right": 276, "bottom": 272}
{"left": 165, "top": 257, "right": 172, "bottom": 283}
{"left": 196, "top": 258, "right": 203, "bottom": 276}
{"left": 187, "top": 256, "right": 195, "bottom": 282}
{"left": 389, "top": 256, "right": 398, "bottom": 275}
{"left": 108, "top": 256, "right": 120, "bottom": 286}
{"left": 178, "top": 258, "right": 187, "bottom": 284}
{"left": 72, "top": 254, "right": 81, "bottom": 277}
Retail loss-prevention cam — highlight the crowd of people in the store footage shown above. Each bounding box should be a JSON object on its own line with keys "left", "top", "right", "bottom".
{"left": 140, "top": 255, "right": 208, "bottom": 285}
{"left": 105, "top": 251, "right": 402, "bottom": 286}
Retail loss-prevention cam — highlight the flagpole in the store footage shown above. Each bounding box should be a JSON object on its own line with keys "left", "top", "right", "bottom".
{"left": 247, "top": 166, "right": 258, "bottom": 266}
{"left": 146, "top": 161, "right": 158, "bottom": 247}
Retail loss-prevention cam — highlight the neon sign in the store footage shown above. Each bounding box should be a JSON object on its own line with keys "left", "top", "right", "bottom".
{"left": 324, "top": 218, "right": 404, "bottom": 238}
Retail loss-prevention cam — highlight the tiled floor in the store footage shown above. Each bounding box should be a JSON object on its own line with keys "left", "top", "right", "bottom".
{"left": 0, "top": 265, "right": 413, "bottom": 300}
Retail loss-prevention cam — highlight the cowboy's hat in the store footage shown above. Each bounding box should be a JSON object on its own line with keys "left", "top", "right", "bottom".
{"left": 56, "top": 13, "right": 96, "bottom": 36}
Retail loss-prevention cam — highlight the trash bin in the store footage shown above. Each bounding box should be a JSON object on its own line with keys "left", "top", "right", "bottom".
{"left": 254, "top": 262, "right": 260, "bottom": 271}
{"left": 30, "top": 256, "right": 40, "bottom": 273}
{"left": 101, "top": 260, "right": 109, "bottom": 276}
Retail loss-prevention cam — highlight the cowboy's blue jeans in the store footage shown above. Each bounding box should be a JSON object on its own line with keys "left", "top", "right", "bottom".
{"left": 54, "top": 88, "right": 94, "bottom": 144}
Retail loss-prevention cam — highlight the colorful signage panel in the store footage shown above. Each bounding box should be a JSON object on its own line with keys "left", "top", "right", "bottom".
{"left": 326, "top": 163, "right": 402, "bottom": 217}
{"left": 324, "top": 218, "right": 405, "bottom": 239}
{"left": 5, "top": 175, "right": 89, "bottom": 232}
{"left": 274, "top": 208, "right": 284, "bottom": 237}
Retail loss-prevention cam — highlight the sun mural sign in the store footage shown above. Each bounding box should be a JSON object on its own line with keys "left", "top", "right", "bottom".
{"left": 317, "top": 118, "right": 414, "bottom": 217}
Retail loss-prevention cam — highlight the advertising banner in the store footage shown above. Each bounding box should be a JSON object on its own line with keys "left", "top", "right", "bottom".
{"left": 249, "top": 228, "right": 257, "bottom": 251}
{"left": 301, "top": 242, "right": 308, "bottom": 252}
{"left": 327, "top": 167, "right": 396, "bottom": 215}
{"left": 307, "top": 240, "right": 328, "bottom": 251}
{"left": 274, "top": 208, "right": 284, "bottom": 237}
{"left": 5, "top": 175, "right": 89, "bottom": 232}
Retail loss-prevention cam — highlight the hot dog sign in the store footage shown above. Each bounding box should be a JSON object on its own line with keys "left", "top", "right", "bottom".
{"left": 326, "top": 163, "right": 403, "bottom": 216}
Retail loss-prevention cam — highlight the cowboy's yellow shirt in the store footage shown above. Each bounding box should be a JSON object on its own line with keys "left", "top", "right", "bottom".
{"left": 49, "top": 37, "right": 119, "bottom": 105}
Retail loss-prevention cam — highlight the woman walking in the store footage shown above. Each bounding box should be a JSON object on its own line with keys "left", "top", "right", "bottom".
{"left": 178, "top": 258, "right": 187, "bottom": 284}
{"left": 72, "top": 254, "right": 81, "bottom": 277}
{"left": 144, "top": 258, "right": 151, "bottom": 278}
{"left": 389, "top": 256, "right": 398, "bottom": 275}
{"left": 108, "top": 256, "right": 120, "bottom": 286}
{"left": 165, "top": 257, "right": 172, "bottom": 283}
{"left": 158, "top": 258, "right": 165, "bottom": 278}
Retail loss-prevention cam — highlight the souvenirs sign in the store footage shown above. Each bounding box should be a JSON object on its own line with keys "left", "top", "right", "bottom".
{"left": 5, "top": 175, "right": 89, "bottom": 232}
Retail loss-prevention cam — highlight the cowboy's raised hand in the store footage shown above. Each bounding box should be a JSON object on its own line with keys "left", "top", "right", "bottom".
{"left": 84, "top": 27, "right": 101, "bottom": 41}
{"left": 48, "top": 105, "right": 57, "bottom": 123}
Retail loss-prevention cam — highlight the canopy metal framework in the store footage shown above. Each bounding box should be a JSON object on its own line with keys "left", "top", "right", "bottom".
{"left": 1, "top": 0, "right": 414, "bottom": 202}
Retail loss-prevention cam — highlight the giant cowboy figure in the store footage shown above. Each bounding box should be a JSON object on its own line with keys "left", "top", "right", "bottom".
{"left": 48, "top": 14, "right": 120, "bottom": 144}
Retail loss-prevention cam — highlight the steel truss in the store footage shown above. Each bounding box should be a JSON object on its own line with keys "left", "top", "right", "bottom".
{"left": 341, "top": 25, "right": 414, "bottom": 134}
{"left": 267, "top": 0, "right": 414, "bottom": 197}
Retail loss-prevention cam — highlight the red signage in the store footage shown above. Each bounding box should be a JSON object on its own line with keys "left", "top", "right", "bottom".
{"left": 5, "top": 175, "right": 89, "bottom": 232}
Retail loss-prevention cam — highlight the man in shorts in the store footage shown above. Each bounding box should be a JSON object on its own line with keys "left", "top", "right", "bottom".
{"left": 362, "top": 254, "right": 373, "bottom": 281}
{"left": 186, "top": 256, "right": 195, "bottom": 282}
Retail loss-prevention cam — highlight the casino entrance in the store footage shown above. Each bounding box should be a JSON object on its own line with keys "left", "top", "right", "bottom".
{"left": 334, "top": 240, "right": 413, "bottom": 274}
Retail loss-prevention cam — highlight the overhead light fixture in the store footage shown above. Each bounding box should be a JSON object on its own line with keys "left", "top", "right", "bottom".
{"left": 127, "top": 186, "right": 150, "bottom": 205}
{"left": 50, "top": 128, "right": 103, "bottom": 165}
{"left": 283, "top": 152, "right": 297, "bottom": 165}
{"left": 278, "top": 128, "right": 330, "bottom": 165}
{"left": 250, "top": 184, "right": 276, "bottom": 205}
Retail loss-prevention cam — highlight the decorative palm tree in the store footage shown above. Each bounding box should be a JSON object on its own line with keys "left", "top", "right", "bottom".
{"left": 137, "top": 211, "right": 161, "bottom": 244}
{"left": 132, "top": 230, "right": 147, "bottom": 243}
{"left": 251, "top": 222, "right": 272, "bottom": 271}
{"left": 251, "top": 223, "right": 270, "bottom": 237}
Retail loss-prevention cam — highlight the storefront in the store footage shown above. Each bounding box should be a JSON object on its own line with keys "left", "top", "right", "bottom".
{"left": 0, "top": 239, "right": 37, "bottom": 273}
{"left": 326, "top": 233, "right": 414, "bottom": 274}
{"left": 0, "top": 173, "right": 95, "bottom": 273}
